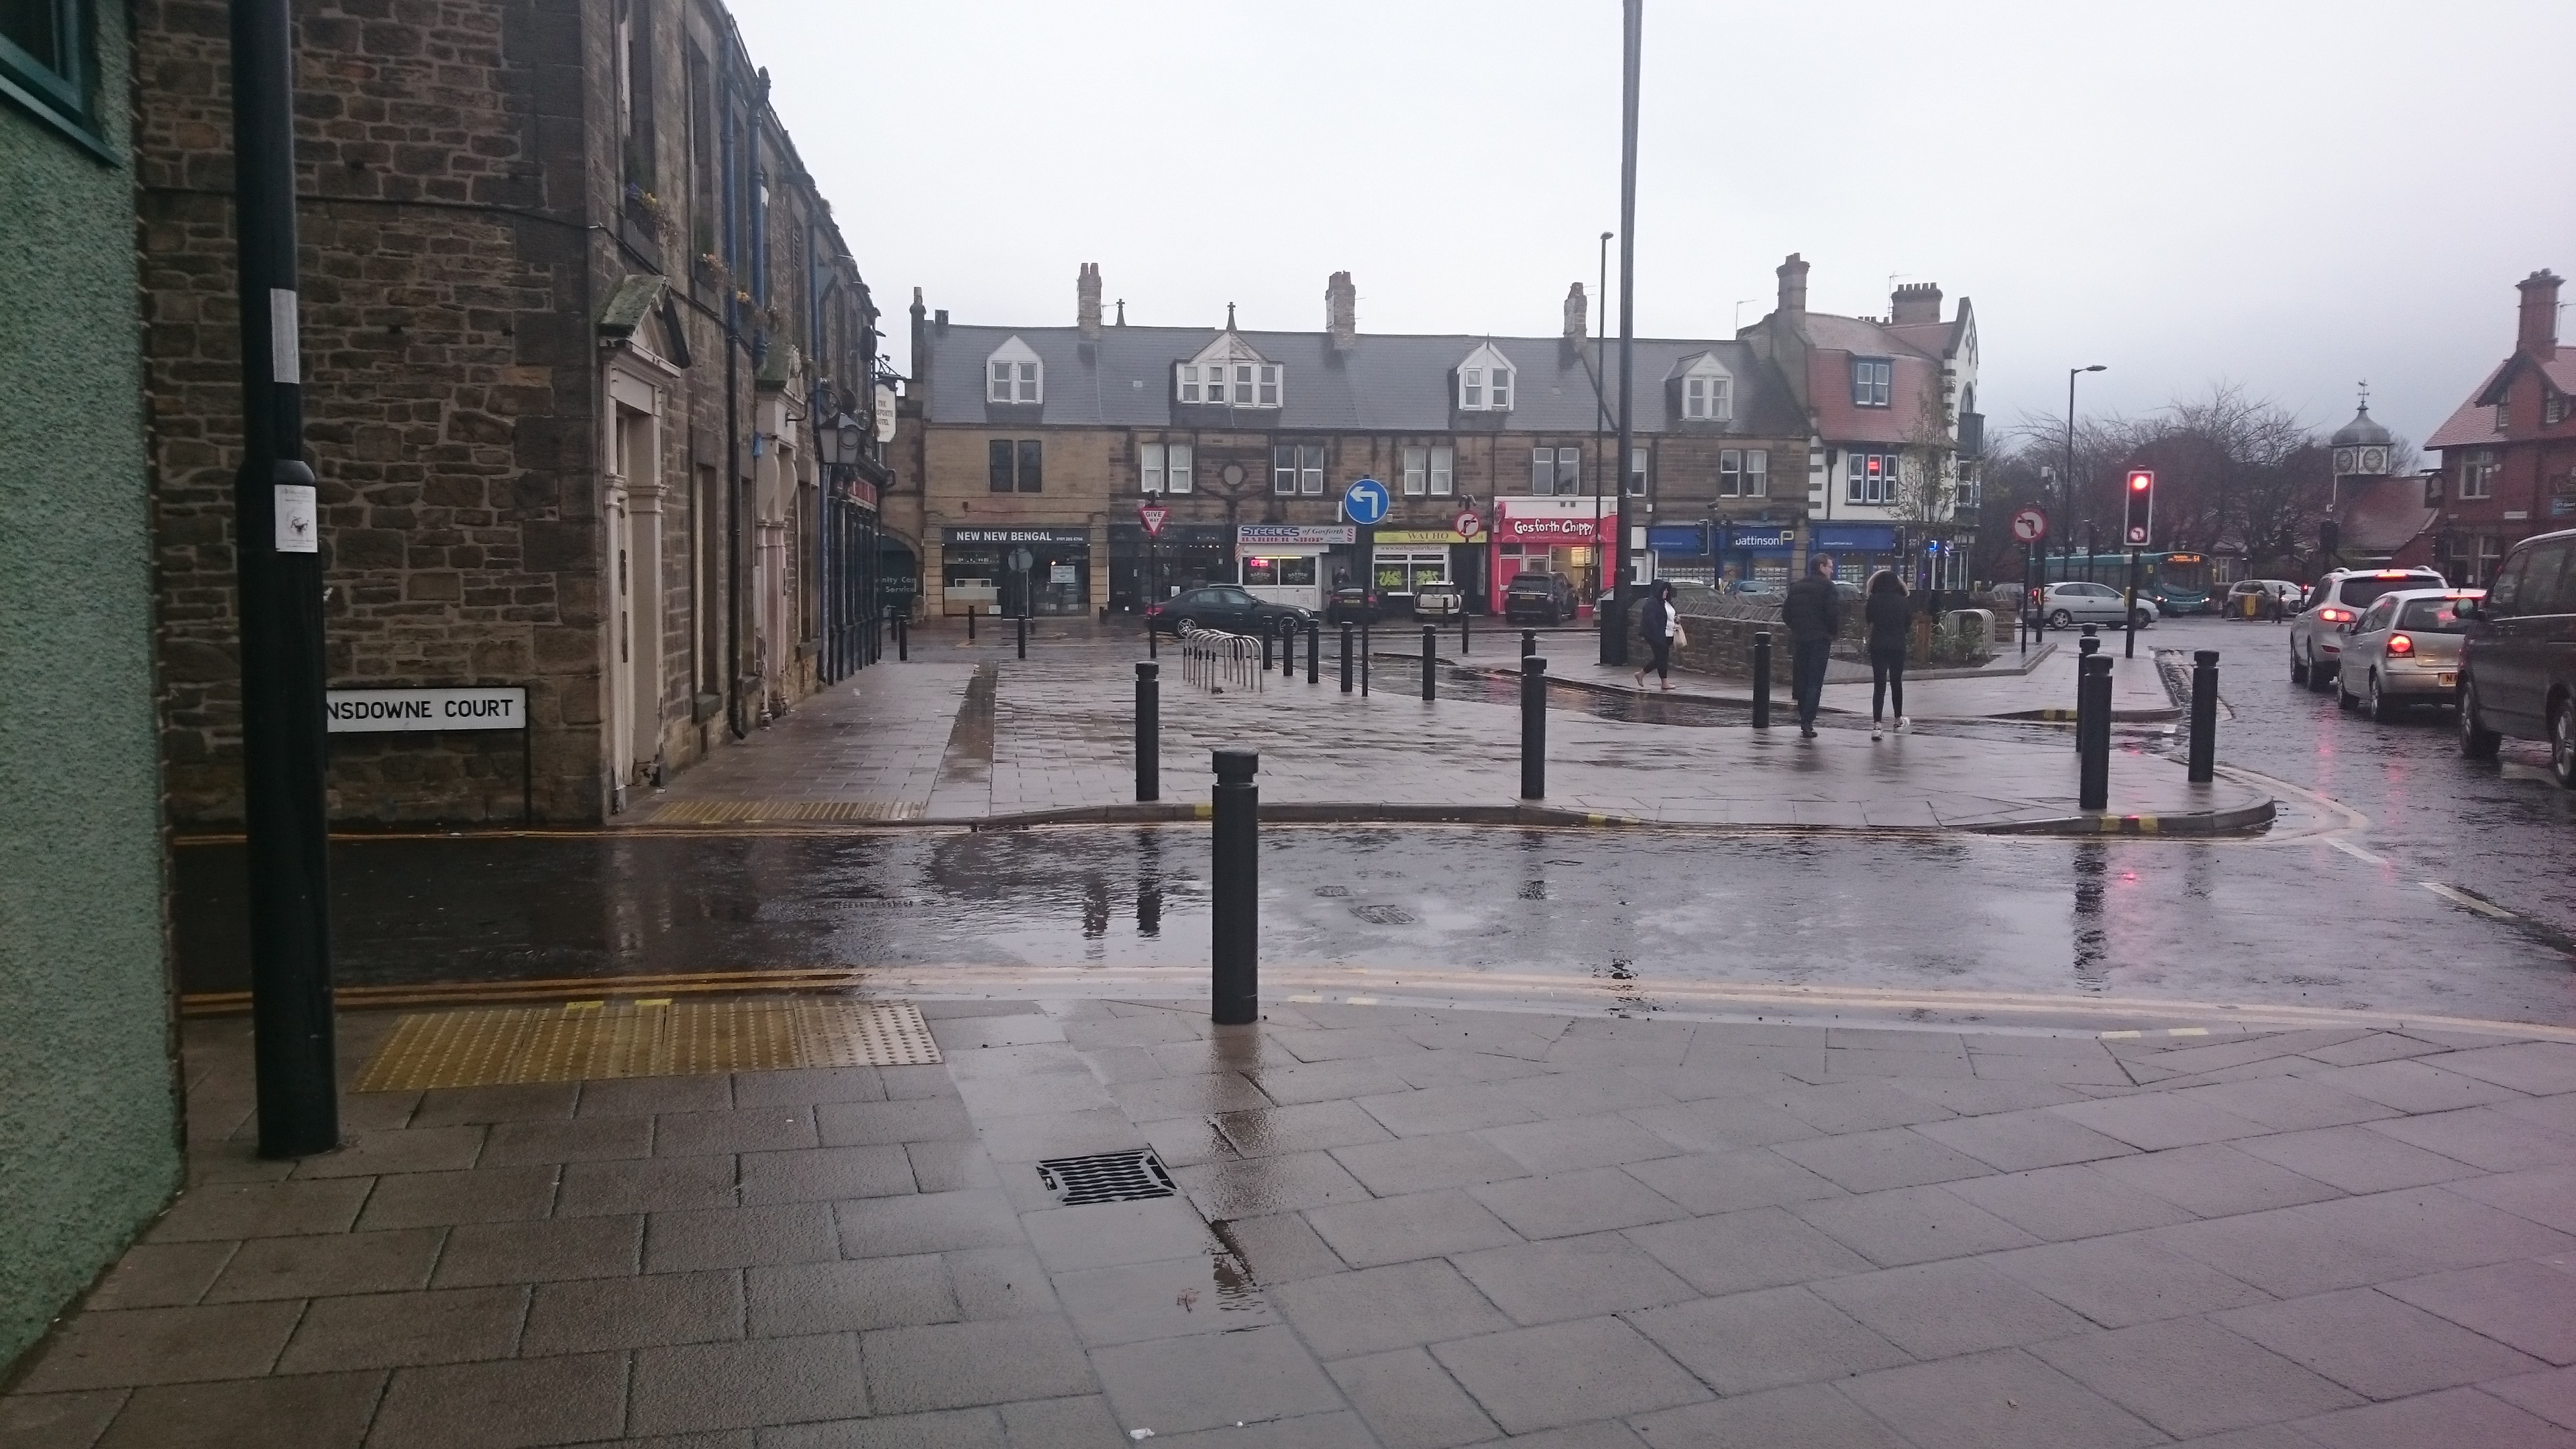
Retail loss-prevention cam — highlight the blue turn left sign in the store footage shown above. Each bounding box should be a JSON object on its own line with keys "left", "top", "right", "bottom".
{"left": 1342, "top": 476, "right": 1390, "bottom": 526}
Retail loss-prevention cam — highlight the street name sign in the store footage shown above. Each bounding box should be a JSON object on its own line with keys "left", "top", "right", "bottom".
{"left": 1342, "top": 476, "right": 1391, "bottom": 526}
{"left": 326, "top": 686, "right": 529, "bottom": 733}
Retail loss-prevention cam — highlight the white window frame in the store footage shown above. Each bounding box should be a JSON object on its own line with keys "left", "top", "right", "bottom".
{"left": 1682, "top": 371, "right": 1733, "bottom": 421}
{"left": 1491, "top": 369, "right": 1511, "bottom": 409}
{"left": 1430, "top": 445, "right": 1454, "bottom": 497}
{"left": 1176, "top": 360, "right": 1282, "bottom": 408}
{"left": 1403, "top": 446, "right": 1428, "bottom": 496}
{"left": 1719, "top": 449, "right": 1742, "bottom": 497}
{"left": 1142, "top": 442, "right": 1165, "bottom": 494}
{"left": 1847, "top": 451, "right": 1895, "bottom": 505}
{"left": 1627, "top": 445, "right": 1648, "bottom": 497}
{"left": 1258, "top": 364, "right": 1281, "bottom": 407}
{"left": 2461, "top": 447, "right": 2497, "bottom": 500}
{"left": 1462, "top": 369, "right": 1484, "bottom": 410}
{"left": 1745, "top": 448, "right": 1768, "bottom": 498}
{"left": 1853, "top": 358, "right": 1892, "bottom": 408}
{"left": 1531, "top": 445, "right": 1580, "bottom": 496}
{"left": 1167, "top": 441, "right": 1193, "bottom": 494}
{"left": 1456, "top": 344, "right": 1517, "bottom": 412}
{"left": 985, "top": 338, "right": 1043, "bottom": 404}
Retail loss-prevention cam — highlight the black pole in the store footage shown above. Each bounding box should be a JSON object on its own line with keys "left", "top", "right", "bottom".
{"left": 1016, "top": 611, "right": 1027, "bottom": 660}
{"left": 232, "top": 0, "right": 338, "bottom": 1159}
{"left": 1520, "top": 655, "right": 1548, "bottom": 799}
{"left": 2077, "top": 629, "right": 2100, "bottom": 751}
{"left": 1305, "top": 619, "right": 1320, "bottom": 685}
{"left": 2123, "top": 547, "right": 2139, "bottom": 659}
{"left": 2019, "top": 542, "right": 2032, "bottom": 654}
{"left": 1361, "top": 620, "right": 1371, "bottom": 696}
{"left": 967, "top": 606, "right": 975, "bottom": 643}
{"left": 1262, "top": 628, "right": 1274, "bottom": 674}
{"left": 1421, "top": 625, "right": 1438, "bottom": 701}
{"left": 1340, "top": 622, "right": 1353, "bottom": 693}
{"left": 2079, "top": 655, "right": 2112, "bottom": 810}
{"left": 896, "top": 612, "right": 908, "bottom": 661}
{"left": 2188, "top": 649, "right": 2218, "bottom": 784}
{"left": 1135, "top": 662, "right": 1160, "bottom": 802}
{"left": 1521, "top": 629, "right": 1537, "bottom": 659}
{"left": 1603, "top": 0, "right": 1640, "bottom": 668}
{"left": 1460, "top": 608, "right": 1470, "bottom": 655}
{"left": 1751, "top": 630, "right": 1772, "bottom": 730}
{"left": 1210, "top": 749, "right": 1259, "bottom": 1025}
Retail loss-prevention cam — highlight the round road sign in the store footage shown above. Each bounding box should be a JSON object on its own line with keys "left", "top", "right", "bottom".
{"left": 2010, "top": 507, "right": 2049, "bottom": 543}
{"left": 1454, "top": 510, "right": 1483, "bottom": 539}
{"left": 1342, "top": 476, "right": 1391, "bottom": 527}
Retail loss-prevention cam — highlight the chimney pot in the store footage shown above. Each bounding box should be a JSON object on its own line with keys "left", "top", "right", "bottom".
{"left": 1889, "top": 282, "right": 1943, "bottom": 326}
{"left": 1776, "top": 254, "right": 1809, "bottom": 317}
{"left": 934, "top": 309, "right": 948, "bottom": 335}
{"left": 1077, "top": 262, "right": 1104, "bottom": 341}
{"left": 1326, "top": 272, "right": 1357, "bottom": 352}
{"left": 1564, "top": 282, "right": 1588, "bottom": 341}
{"left": 2518, "top": 268, "right": 2562, "bottom": 357}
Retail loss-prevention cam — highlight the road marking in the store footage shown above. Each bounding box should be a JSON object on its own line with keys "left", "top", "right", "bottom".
{"left": 2100, "top": 1030, "right": 2143, "bottom": 1039}
{"left": 2167, "top": 1027, "right": 2208, "bottom": 1036}
{"left": 2422, "top": 882, "right": 2516, "bottom": 920}
{"left": 1285, "top": 994, "right": 1323, "bottom": 1004}
{"left": 2326, "top": 839, "right": 2388, "bottom": 866}
{"left": 1344, "top": 996, "right": 1380, "bottom": 1006}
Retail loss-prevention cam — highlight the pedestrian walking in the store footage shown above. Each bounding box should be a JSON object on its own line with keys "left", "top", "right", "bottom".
{"left": 1781, "top": 556, "right": 1841, "bottom": 739}
{"left": 1866, "top": 569, "right": 1912, "bottom": 739}
{"left": 1633, "top": 580, "right": 1682, "bottom": 692}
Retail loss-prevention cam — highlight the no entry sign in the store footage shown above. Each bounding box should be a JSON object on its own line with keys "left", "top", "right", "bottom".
{"left": 2010, "top": 506, "right": 2049, "bottom": 543}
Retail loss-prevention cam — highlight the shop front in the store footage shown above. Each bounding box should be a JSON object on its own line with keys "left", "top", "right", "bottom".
{"left": 1646, "top": 522, "right": 1712, "bottom": 586}
{"left": 942, "top": 526, "right": 1091, "bottom": 616}
{"left": 1373, "top": 528, "right": 1487, "bottom": 611}
{"left": 1237, "top": 523, "right": 1354, "bottom": 610}
{"left": 1718, "top": 523, "right": 1796, "bottom": 590}
{"left": 1808, "top": 523, "right": 1898, "bottom": 587}
{"left": 1491, "top": 496, "right": 1612, "bottom": 610}
{"left": 1110, "top": 522, "right": 1230, "bottom": 610}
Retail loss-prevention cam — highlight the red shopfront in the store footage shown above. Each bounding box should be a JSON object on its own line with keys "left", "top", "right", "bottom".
{"left": 1491, "top": 496, "right": 1614, "bottom": 612}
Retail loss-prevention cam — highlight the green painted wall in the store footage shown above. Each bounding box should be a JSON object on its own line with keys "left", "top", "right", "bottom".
{"left": 0, "top": 0, "right": 181, "bottom": 1371}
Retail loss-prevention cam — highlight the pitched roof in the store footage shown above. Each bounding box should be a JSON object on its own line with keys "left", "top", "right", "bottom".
{"left": 920, "top": 323, "right": 1805, "bottom": 437}
{"left": 2336, "top": 474, "right": 2438, "bottom": 555}
{"left": 1805, "top": 349, "right": 1945, "bottom": 447}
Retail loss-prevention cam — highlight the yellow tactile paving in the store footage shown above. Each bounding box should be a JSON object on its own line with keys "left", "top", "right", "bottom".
{"left": 646, "top": 798, "right": 926, "bottom": 824}
{"left": 352, "top": 997, "right": 941, "bottom": 1091}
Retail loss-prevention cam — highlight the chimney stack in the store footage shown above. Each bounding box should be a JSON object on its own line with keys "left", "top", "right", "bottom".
{"left": 1890, "top": 282, "right": 1943, "bottom": 326}
{"left": 1776, "top": 253, "right": 1809, "bottom": 317}
{"left": 1564, "top": 282, "right": 1588, "bottom": 341}
{"left": 1077, "top": 262, "right": 1103, "bottom": 341}
{"left": 2518, "top": 268, "right": 2562, "bottom": 358}
{"left": 1326, "top": 271, "right": 1357, "bottom": 352}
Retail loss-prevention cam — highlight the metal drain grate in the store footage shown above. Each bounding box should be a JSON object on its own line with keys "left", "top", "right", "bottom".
{"left": 1036, "top": 1149, "right": 1177, "bottom": 1205}
{"left": 649, "top": 798, "right": 925, "bottom": 824}
{"left": 353, "top": 998, "right": 943, "bottom": 1091}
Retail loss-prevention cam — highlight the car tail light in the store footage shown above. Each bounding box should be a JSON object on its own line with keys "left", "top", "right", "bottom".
{"left": 1144, "top": 604, "right": 1162, "bottom": 616}
{"left": 2317, "top": 607, "right": 2353, "bottom": 623}
{"left": 2387, "top": 633, "right": 2414, "bottom": 656}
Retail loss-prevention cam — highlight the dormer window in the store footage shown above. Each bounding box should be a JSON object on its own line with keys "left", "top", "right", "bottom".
{"left": 1456, "top": 343, "right": 1516, "bottom": 411}
{"left": 1177, "top": 331, "right": 1281, "bottom": 408}
{"left": 985, "top": 336, "right": 1042, "bottom": 404}
{"left": 1852, "top": 358, "right": 1892, "bottom": 407}
{"left": 1674, "top": 354, "right": 1733, "bottom": 421}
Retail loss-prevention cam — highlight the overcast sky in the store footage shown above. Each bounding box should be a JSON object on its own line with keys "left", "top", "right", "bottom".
{"left": 735, "top": 1, "right": 2572, "bottom": 451}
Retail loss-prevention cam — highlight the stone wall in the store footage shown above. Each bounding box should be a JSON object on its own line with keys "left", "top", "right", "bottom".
{"left": 1670, "top": 610, "right": 1796, "bottom": 684}
{"left": 0, "top": 0, "right": 182, "bottom": 1370}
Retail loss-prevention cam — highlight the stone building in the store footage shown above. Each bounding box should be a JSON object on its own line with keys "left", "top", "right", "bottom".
{"left": 887, "top": 268, "right": 1815, "bottom": 614}
{"left": 1, "top": 0, "right": 180, "bottom": 1371}
{"left": 138, "top": 0, "right": 890, "bottom": 826}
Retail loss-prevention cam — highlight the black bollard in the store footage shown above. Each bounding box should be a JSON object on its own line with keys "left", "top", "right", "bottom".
{"left": 1361, "top": 621, "right": 1371, "bottom": 696}
{"left": 897, "top": 613, "right": 908, "bottom": 661}
{"left": 1148, "top": 616, "right": 1159, "bottom": 659}
{"left": 1135, "top": 662, "right": 1160, "bottom": 802}
{"left": 1340, "top": 623, "right": 1354, "bottom": 693}
{"left": 1421, "top": 626, "right": 1438, "bottom": 701}
{"left": 2188, "top": 649, "right": 2218, "bottom": 784}
{"left": 967, "top": 608, "right": 976, "bottom": 643}
{"left": 1460, "top": 610, "right": 1470, "bottom": 655}
{"left": 1520, "top": 655, "right": 1547, "bottom": 799}
{"left": 1016, "top": 613, "right": 1027, "bottom": 660}
{"left": 1521, "top": 629, "right": 1537, "bottom": 660}
{"left": 1263, "top": 628, "right": 1275, "bottom": 674}
{"left": 1306, "top": 619, "right": 1320, "bottom": 685}
{"left": 2076, "top": 631, "right": 2101, "bottom": 751}
{"left": 1210, "top": 749, "right": 1259, "bottom": 1025}
{"left": 2079, "top": 654, "right": 2112, "bottom": 810}
{"left": 1752, "top": 630, "right": 1773, "bottom": 730}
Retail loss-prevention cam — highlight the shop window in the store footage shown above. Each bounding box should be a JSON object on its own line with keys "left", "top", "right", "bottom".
{"left": 1531, "top": 446, "right": 1580, "bottom": 496}
{"left": 989, "top": 439, "right": 1042, "bottom": 492}
{"left": 1142, "top": 441, "right": 1193, "bottom": 494}
{"left": 1, "top": 0, "right": 108, "bottom": 158}
{"left": 1242, "top": 555, "right": 1318, "bottom": 587}
{"left": 1273, "top": 443, "right": 1324, "bottom": 495}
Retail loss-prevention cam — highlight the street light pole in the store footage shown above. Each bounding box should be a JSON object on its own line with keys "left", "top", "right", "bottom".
{"left": 1601, "top": 0, "right": 1641, "bottom": 667}
{"left": 2065, "top": 364, "right": 2105, "bottom": 578}
{"left": 231, "top": 0, "right": 339, "bottom": 1158}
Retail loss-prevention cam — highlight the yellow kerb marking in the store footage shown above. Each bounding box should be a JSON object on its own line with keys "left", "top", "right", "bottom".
{"left": 635, "top": 998, "right": 672, "bottom": 1008}
{"left": 355, "top": 998, "right": 943, "bottom": 1091}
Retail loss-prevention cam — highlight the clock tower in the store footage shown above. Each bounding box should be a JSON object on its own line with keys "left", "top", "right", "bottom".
{"left": 2330, "top": 385, "right": 2394, "bottom": 481}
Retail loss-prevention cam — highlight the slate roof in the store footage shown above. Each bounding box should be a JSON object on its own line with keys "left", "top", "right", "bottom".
{"left": 920, "top": 324, "right": 1806, "bottom": 437}
{"left": 2424, "top": 354, "right": 2576, "bottom": 450}
{"left": 2337, "top": 474, "right": 2439, "bottom": 555}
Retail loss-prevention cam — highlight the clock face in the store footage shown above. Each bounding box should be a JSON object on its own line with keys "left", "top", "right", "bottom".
{"left": 2362, "top": 447, "right": 2387, "bottom": 473}
{"left": 2335, "top": 448, "right": 2356, "bottom": 474}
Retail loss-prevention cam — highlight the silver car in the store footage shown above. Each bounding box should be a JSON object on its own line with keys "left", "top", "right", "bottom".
{"left": 2035, "top": 581, "right": 2157, "bottom": 631}
{"left": 2290, "top": 566, "right": 2446, "bottom": 690}
{"left": 2335, "top": 588, "right": 2483, "bottom": 720}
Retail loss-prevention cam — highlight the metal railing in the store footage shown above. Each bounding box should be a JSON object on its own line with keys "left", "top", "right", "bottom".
{"left": 1177, "top": 623, "right": 1266, "bottom": 692}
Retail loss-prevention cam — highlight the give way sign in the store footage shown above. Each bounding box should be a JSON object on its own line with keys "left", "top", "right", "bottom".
{"left": 1138, "top": 505, "right": 1169, "bottom": 537}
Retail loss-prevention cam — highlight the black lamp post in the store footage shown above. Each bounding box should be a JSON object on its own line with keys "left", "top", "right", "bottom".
{"left": 815, "top": 407, "right": 865, "bottom": 677}
{"left": 2065, "top": 365, "right": 2105, "bottom": 568}
{"left": 1600, "top": 0, "right": 1642, "bottom": 667}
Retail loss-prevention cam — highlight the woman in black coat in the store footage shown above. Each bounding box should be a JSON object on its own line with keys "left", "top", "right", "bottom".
{"left": 1634, "top": 580, "right": 1680, "bottom": 692}
{"left": 1865, "top": 570, "right": 1912, "bottom": 737}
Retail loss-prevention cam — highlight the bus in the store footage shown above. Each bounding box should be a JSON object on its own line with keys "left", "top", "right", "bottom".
{"left": 2031, "top": 551, "right": 2218, "bottom": 615}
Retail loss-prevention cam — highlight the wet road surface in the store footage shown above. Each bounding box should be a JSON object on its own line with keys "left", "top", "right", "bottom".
{"left": 173, "top": 614, "right": 2576, "bottom": 1029}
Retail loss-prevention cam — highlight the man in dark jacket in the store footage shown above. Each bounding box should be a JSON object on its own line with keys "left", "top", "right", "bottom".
{"left": 1780, "top": 557, "right": 1841, "bottom": 737}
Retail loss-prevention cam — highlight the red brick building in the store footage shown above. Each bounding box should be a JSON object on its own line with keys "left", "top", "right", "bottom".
{"left": 2423, "top": 269, "right": 2575, "bottom": 584}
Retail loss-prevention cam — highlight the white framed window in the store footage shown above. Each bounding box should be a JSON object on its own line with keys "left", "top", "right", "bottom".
{"left": 2494, "top": 401, "right": 2510, "bottom": 433}
{"left": 1456, "top": 343, "right": 1517, "bottom": 411}
{"left": 1847, "top": 451, "right": 1896, "bottom": 504}
{"left": 1744, "top": 448, "right": 1767, "bottom": 497}
{"left": 1142, "top": 441, "right": 1193, "bottom": 494}
{"left": 985, "top": 337, "right": 1043, "bottom": 403}
{"left": 1431, "top": 445, "right": 1454, "bottom": 496}
{"left": 1491, "top": 368, "right": 1511, "bottom": 409}
{"left": 1627, "top": 445, "right": 1648, "bottom": 496}
{"left": 1177, "top": 361, "right": 1282, "bottom": 407}
{"left": 1403, "top": 446, "right": 1428, "bottom": 496}
{"left": 2461, "top": 447, "right": 2497, "bottom": 500}
{"left": 1274, "top": 443, "right": 1324, "bottom": 495}
{"left": 1462, "top": 369, "right": 1484, "bottom": 410}
{"left": 1719, "top": 449, "right": 1743, "bottom": 497}
{"left": 1167, "top": 441, "right": 1193, "bottom": 493}
{"left": 1531, "top": 446, "right": 1580, "bottom": 495}
{"left": 2546, "top": 392, "right": 2565, "bottom": 427}
{"left": 1852, "top": 358, "right": 1892, "bottom": 407}
{"left": 1142, "top": 442, "right": 1163, "bottom": 493}
{"left": 1682, "top": 372, "right": 1733, "bottom": 421}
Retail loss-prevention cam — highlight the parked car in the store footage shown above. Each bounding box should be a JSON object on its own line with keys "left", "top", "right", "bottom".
{"left": 2033, "top": 581, "right": 2157, "bottom": 630}
{"left": 1412, "top": 581, "right": 1465, "bottom": 619}
{"left": 2458, "top": 528, "right": 2576, "bottom": 787}
{"left": 2289, "top": 567, "right": 2447, "bottom": 689}
{"left": 1731, "top": 578, "right": 1783, "bottom": 600}
{"left": 1323, "top": 586, "right": 1384, "bottom": 625}
{"left": 2225, "top": 578, "right": 2305, "bottom": 618}
{"left": 2335, "top": 588, "right": 2483, "bottom": 720}
{"left": 1145, "top": 584, "right": 1313, "bottom": 637}
{"left": 1502, "top": 572, "right": 1577, "bottom": 625}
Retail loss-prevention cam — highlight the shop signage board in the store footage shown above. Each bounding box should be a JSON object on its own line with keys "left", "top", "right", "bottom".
{"left": 943, "top": 527, "right": 1090, "bottom": 545}
{"left": 1810, "top": 523, "right": 1898, "bottom": 551}
{"left": 1236, "top": 524, "right": 1355, "bottom": 546}
{"left": 326, "top": 686, "right": 528, "bottom": 734}
{"left": 1375, "top": 529, "right": 1473, "bottom": 546}
{"left": 1724, "top": 525, "right": 1796, "bottom": 551}
{"left": 1646, "top": 523, "right": 1708, "bottom": 553}
{"left": 1499, "top": 514, "right": 1600, "bottom": 542}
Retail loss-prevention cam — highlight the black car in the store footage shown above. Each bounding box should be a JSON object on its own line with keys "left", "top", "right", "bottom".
{"left": 1503, "top": 572, "right": 1576, "bottom": 625}
{"left": 2459, "top": 527, "right": 2576, "bottom": 787}
{"left": 1323, "top": 586, "right": 1384, "bottom": 625}
{"left": 1145, "top": 584, "right": 1313, "bottom": 637}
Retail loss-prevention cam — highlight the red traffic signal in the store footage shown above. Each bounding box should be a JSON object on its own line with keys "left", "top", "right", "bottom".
{"left": 2123, "top": 470, "right": 2154, "bottom": 546}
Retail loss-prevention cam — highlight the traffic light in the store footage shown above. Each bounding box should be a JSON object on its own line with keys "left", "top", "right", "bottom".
{"left": 2123, "top": 469, "right": 2154, "bottom": 547}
